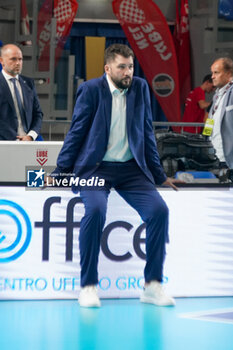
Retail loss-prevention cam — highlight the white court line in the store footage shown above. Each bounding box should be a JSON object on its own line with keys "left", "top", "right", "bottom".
{"left": 179, "top": 307, "right": 233, "bottom": 325}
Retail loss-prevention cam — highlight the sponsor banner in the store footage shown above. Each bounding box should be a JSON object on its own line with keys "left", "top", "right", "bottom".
{"left": 0, "top": 187, "right": 233, "bottom": 299}
{"left": 112, "top": 0, "right": 180, "bottom": 122}
{"left": 173, "top": 0, "right": 191, "bottom": 106}
{"left": 37, "top": 0, "right": 78, "bottom": 71}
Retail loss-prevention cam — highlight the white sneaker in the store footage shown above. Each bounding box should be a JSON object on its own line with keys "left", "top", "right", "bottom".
{"left": 140, "top": 281, "right": 175, "bottom": 306}
{"left": 79, "top": 285, "right": 101, "bottom": 308}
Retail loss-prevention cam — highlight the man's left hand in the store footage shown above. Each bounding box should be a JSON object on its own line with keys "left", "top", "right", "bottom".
{"left": 162, "top": 177, "right": 185, "bottom": 191}
{"left": 17, "top": 135, "right": 33, "bottom": 141}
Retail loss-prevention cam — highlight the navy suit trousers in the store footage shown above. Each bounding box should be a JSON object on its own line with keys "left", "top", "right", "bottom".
{"left": 79, "top": 159, "right": 169, "bottom": 287}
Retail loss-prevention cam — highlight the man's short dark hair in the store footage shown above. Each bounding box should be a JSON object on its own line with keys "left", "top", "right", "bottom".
{"left": 104, "top": 44, "right": 134, "bottom": 65}
{"left": 202, "top": 74, "right": 212, "bottom": 83}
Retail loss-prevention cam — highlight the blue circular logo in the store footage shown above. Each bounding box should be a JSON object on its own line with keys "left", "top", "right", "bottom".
{"left": 0, "top": 200, "right": 32, "bottom": 263}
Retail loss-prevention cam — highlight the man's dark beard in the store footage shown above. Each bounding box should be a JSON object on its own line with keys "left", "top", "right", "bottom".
{"left": 111, "top": 76, "right": 132, "bottom": 90}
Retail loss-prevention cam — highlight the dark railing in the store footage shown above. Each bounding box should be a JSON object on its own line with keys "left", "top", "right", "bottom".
{"left": 41, "top": 120, "right": 205, "bottom": 141}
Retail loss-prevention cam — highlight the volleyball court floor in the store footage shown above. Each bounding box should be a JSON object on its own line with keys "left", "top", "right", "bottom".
{"left": 0, "top": 296, "right": 232, "bottom": 350}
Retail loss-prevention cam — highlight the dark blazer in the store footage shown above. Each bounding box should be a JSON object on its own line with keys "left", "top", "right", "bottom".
{"left": 54, "top": 74, "right": 166, "bottom": 186}
{"left": 0, "top": 72, "right": 43, "bottom": 140}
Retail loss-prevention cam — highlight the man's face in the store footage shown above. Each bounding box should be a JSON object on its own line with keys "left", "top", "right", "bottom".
{"left": 105, "top": 54, "right": 134, "bottom": 90}
{"left": 0, "top": 46, "right": 23, "bottom": 77}
{"left": 211, "top": 60, "right": 232, "bottom": 88}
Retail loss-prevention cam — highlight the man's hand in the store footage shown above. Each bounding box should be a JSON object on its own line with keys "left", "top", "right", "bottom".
{"left": 162, "top": 177, "right": 185, "bottom": 191}
{"left": 17, "top": 135, "right": 33, "bottom": 141}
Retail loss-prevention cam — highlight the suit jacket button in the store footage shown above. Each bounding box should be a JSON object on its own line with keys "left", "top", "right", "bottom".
{"left": 96, "top": 162, "right": 100, "bottom": 166}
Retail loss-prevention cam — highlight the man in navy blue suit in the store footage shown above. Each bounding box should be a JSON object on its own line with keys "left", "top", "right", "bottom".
{"left": 53, "top": 44, "right": 180, "bottom": 307}
{"left": 0, "top": 44, "right": 43, "bottom": 140}
{"left": 0, "top": 40, "right": 2, "bottom": 71}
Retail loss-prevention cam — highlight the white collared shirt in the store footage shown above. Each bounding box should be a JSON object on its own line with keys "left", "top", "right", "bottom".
{"left": 103, "top": 75, "right": 133, "bottom": 162}
{"left": 2, "top": 70, "right": 37, "bottom": 140}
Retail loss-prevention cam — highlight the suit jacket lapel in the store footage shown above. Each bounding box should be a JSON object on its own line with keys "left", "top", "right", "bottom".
{"left": 222, "top": 85, "right": 233, "bottom": 115}
{"left": 0, "top": 72, "right": 15, "bottom": 112}
{"left": 126, "top": 84, "right": 135, "bottom": 134}
{"left": 19, "top": 75, "right": 29, "bottom": 130}
{"left": 102, "top": 76, "right": 112, "bottom": 138}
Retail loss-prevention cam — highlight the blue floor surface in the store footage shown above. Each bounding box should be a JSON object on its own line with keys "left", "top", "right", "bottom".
{"left": 0, "top": 297, "right": 232, "bottom": 350}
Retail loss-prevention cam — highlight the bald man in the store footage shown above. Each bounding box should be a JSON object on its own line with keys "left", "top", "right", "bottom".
{"left": 208, "top": 57, "right": 233, "bottom": 170}
{"left": 0, "top": 44, "right": 43, "bottom": 140}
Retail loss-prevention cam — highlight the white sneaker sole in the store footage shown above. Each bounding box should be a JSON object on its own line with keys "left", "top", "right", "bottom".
{"left": 140, "top": 295, "right": 175, "bottom": 306}
{"left": 79, "top": 301, "right": 101, "bottom": 308}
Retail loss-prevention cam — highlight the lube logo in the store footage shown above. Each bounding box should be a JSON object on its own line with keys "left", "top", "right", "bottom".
{"left": 0, "top": 200, "right": 32, "bottom": 263}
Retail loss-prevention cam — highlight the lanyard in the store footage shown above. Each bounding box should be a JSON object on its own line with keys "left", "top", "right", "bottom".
{"left": 203, "top": 81, "right": 233, "bottom": 137}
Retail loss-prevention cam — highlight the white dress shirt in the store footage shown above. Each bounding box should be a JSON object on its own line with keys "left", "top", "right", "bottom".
{"left": 103, "top": 75, "right": 133, "bottom": 162}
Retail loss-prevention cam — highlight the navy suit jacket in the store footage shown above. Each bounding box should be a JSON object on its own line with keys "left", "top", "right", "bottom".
{"left": 0, "top": 72, "right": 43, "bottom": 140}
{"left": 54, "top": 74, "right": 166, "bottom": 186}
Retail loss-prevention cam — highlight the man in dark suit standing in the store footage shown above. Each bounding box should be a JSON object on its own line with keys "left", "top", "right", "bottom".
{"left": 0, "top": 44, "right": 43, "bottom": 140}
{"left": 53, "top": 44, "right": 180, "bottom": 308}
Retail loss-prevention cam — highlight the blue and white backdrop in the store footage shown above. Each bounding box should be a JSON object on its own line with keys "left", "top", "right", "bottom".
{"left": 0, "top": 186, "right": 233, "bottom": 299}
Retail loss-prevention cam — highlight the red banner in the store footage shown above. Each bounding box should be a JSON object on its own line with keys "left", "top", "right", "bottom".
{"left": 112, "top": 0, "right": 180, "bottom": 122}
{"left": 173, "top": 0, "right": 191, "bottom": 106}
{"left": 21, "top": 0, "right": 32, "bottom": 45}
{"left": 37, "top": 0, "right": 78, "bottom": 71}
